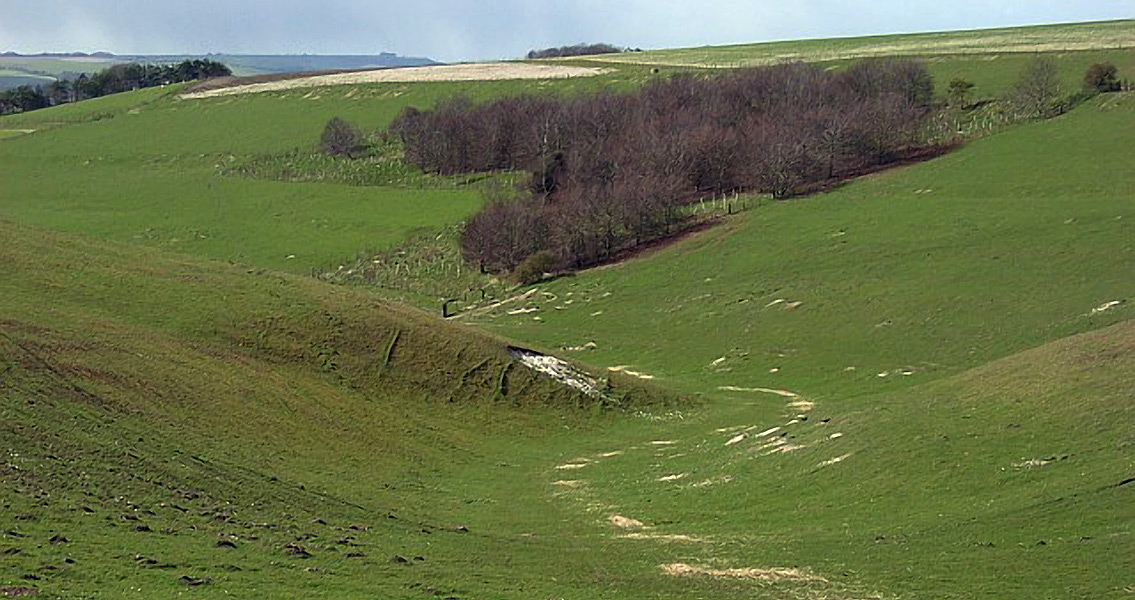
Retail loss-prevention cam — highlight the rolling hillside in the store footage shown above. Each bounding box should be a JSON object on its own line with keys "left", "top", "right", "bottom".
{"left": 2, "top": 20, "right": 1133, "bottom": 599}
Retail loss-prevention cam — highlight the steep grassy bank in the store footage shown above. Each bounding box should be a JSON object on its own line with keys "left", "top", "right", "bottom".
{"left": 0, "top": 220, "right": 676, "bottom": 599}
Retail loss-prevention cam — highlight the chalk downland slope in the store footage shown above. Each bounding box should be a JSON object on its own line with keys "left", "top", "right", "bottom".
{"left": 584, "top": 19, "right": 1135, "bottom": 68}
{"left": 180, "top": 63, "right": 611, "bottom": 99}
{"left": 0, "top": 220, "right": 675, "bottom": 598}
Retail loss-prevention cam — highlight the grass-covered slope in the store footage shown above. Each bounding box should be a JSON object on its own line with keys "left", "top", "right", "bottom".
{"left": 589, "top": 19, "right": 1135, "bottom": 69}
{"left": 543, "top": 318, "right": 1134, "bottom": 600}
{"left": 2, "top": 23, "right": 1134, "bottom": 599}
{"left": 0, "top": 220, "right": 675, "bottom": 599}
{"left": 0, "top": 73, "right": 660, "bottom": 275}
{"left": 3, "top": 216, "right": 1129, "bottom": 599}
{"left": 474, "top": 93, "right": 1135, "bottom": 400}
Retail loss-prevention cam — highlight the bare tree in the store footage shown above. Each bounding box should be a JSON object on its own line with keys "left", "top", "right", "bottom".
{"left": 1011, "top": 56, "right": 1061, "bottom": 118}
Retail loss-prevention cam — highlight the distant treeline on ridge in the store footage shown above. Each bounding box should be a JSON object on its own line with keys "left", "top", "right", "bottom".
{"left": 526, "top": 43, "right": 637, "bottom": 59}
{"left": 0, "top": 59, "right": 231, "bottom": 115}
{"left": 389, "top": 59, "right": 939, "bottom": 277}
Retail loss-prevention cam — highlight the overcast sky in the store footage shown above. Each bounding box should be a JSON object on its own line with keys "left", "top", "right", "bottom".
{"left": 2, "top": 1, "right": 1131, "bottom": 62}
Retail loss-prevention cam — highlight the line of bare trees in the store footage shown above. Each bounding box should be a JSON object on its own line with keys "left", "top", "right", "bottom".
{"left": 526, "top": 43, "right": 630, "bottom": 59}
{"left": 389, "top": 59, "right": 938, "bottom": 276}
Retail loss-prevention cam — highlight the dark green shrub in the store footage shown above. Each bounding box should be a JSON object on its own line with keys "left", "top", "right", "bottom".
{"left": 1084, "top": 62, "right": 1121, "bottom": 93}
{"left": 321, "top": 117, "right": 365, "bottom": 158}
{"left": 947, "top": 78, "right": 975, "bottom": 109}
{"left": 512, "top": 251, "right": 557, "bottom": 285}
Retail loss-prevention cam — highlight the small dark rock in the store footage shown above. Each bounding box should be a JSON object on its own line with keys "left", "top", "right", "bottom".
{"left": 413, "top": 556, "right": 425, "bottom": 562}
{"left": 390, "top": 554, "right": 409, "bottom": 564}
{"left": 345, "top": 552, "right": 365, "bottom": 558}
{"left": 48, "top": 536, "right": 68, "bottom": 545}
{"left": 215, "top": 540, "right": 237, "bottom": 549}
{"left": 18, "top": 575, "right": 39, "bottom": 582}
{"left": 134, "top": 525, "right": 152, "bottom": 533}
{"left": 120, "top": 514, "right": 139, "bottom": 522}
{"left": 2, "top": 547, "right": 21, "bottom": 555}
{"left": 79, "top": 506, "right": 94, "bottom": 514}
{"left": 63, "top": 558, "right": 75, "bottom": 565}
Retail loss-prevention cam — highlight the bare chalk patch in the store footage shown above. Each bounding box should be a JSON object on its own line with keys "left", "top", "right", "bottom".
{"left": 818, "top": 453, "right": 853, "bottom": 467}
{"left": 1013, "top": 458, "right": 1052, "bottom": 469}
{"left": 552, "top": 480, "right": 585, "bottom": 487}
{"left": 651, "top": 440, "right": 679, "bottom": 446}
{"left": 661, "top": 563, "right": 823, "bottom": 582}
{"left": 556, "top": 462, "right": 590, "bottom": 470}
{"left": 788, "top": 399, "right": 816, "bottom": 412}
{"left": 620, "top": 532, "right": 709, "bottom": 543}
{"left": 756, "top": 426, "right": 782, "bottom": 438}
{"left": 657, "top": 473, "right": 688, "bottom": 482}
{"left": 767, "top": 443, "right": 807, "bottom": 455}
{"left": 725, "top": 432, "right": 747, "bottom": 446}
{"left": 511, "top": 347, "right": 601, "bottom": 397}
{"left": 1091, "top": 300, "right": 1122, "bottom": 315}
{"left": 718, "top": 386, "right": 799, "bottom": 397}
{"left": 691, "top": 475, "right": 737, "bottom": 488}
{"left": 609, "top": 515, "right": 646, "bottom": 529}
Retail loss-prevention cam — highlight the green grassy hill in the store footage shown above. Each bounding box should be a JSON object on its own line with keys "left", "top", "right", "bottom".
{"left": 1, "top": 219, "right": 673, "bottom": 598}
{"left": 2, "top": 20, "right": 1133, "bottom": 600}
{"left": 473, "top": 92, "right": 1135, "bottom": 398}
{"left": 585, "top": 19, "right": 1135, "bottom": 68}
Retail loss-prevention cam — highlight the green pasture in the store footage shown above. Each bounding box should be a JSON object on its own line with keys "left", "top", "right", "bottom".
{"left": 474, "top": 92, "right": 1135, "bottom": 399}
{"left": 2, "top": 22, "right": 1134, "bottom": 600}
{"left": 589, "top": 19, "right": 1135, "bottom": 68}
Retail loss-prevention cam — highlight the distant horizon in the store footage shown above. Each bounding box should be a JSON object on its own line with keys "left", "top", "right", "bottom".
{"left": 0, "top": 50, "right": 432, "bottom": 59}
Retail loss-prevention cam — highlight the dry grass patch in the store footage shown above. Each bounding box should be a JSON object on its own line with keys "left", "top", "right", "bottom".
{"left": 181, "top": 63, "right": 609, "bottom": 99}
{"left": 661, "top": 563, "right": 824, "bottom": 582}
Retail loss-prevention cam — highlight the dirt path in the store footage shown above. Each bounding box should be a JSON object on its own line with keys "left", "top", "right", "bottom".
{"left": 179, "top": 63, "right": 609, "bottom": 99}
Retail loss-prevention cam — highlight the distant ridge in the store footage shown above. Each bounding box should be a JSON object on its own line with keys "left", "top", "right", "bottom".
{"left": 0, "top": 52, "right": 437, "bottom": 82}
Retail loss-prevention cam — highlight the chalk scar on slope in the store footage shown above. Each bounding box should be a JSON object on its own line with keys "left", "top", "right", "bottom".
{"left": 510, "top": 347, "right": 601, "bottom": 397}
{"left": 180, "top": 63, "right": 611, "bottom": 99}
{"left": 661, "top": 563, "right": 824, "bottom": 582}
